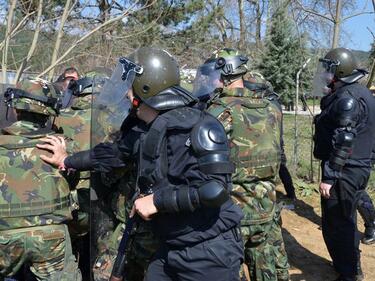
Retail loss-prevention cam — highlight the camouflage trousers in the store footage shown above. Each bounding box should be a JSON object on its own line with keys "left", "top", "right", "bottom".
{"left": 232, "top": 180, "right": 289, "bottom": 281}
{"left": 0, "top": 224, "right": 81, "bottom": 281}
{"left": 241, "top": 211, "right": 289, "bottom": 281}
{"left": 93, "top": 220, "right": 159, "bottom": 281}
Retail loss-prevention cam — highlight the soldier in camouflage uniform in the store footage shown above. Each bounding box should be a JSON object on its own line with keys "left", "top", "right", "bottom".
{"left": 194, "top": 48, "right": 290, "bottom": 281}
{"left": 0, "top": 79, "right": 81, "bottom": 280}
{"left": 54, "top": 69, "right": 109, "bottom": 280}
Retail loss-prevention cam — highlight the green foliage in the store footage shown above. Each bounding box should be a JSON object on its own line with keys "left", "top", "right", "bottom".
{"left": 259, "top": 2, "right": 311, "bottom": 106}
{"left": 294, "top": 179, "right": 319, "bottom": 197}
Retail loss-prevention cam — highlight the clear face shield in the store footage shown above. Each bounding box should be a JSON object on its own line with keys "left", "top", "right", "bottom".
{"left": 91, "top": 57, "right": 143, "bottom": 145}
{"left": 312, "top": 59, "right": 339, "bottom": 96}
{"left": 192, "top": 61, "right": 223, "bottom": 101}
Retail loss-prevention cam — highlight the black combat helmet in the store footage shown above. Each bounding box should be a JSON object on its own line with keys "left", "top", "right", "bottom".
{"left": 320, "top": 48, "right": 366, "bottom": 84}
{"left": 127, "top": 47, "right": 196, "bottom": 110}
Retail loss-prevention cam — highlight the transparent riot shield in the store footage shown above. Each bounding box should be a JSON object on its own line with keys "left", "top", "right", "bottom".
{"left": 91, "top": 58, "right": 142, "bottom": 146}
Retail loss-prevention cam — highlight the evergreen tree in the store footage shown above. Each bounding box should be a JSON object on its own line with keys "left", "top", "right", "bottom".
{"left": 259, "top": 2, "right": 309, "bottom": 109}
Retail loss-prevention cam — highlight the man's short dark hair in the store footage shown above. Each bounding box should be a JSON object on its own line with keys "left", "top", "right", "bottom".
{"left": 55, "top": 67, "right": 79, "bottom": 83}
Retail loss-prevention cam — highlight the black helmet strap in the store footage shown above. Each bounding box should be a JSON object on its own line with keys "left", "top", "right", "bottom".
{"left": 4, "top": 88, "right": 62, "bottom": 113}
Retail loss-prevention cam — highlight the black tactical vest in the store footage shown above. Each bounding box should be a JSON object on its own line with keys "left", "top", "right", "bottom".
{"left": 314, "top": 83, "right": 375, "bottom": 166}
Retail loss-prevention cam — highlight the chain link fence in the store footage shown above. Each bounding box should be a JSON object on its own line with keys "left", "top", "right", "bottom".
{"left": 283, "top": 109, "right": 320, "bottom": 183}
{"left": 282, "top": 106, "right": 375, "bottom": 193}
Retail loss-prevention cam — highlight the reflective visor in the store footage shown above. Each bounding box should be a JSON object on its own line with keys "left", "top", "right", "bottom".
{"left": 319, "top": 58, "right": 340, "bottom": 73}
{"left": 192, "top": 61, "right": 222, "bottom": 101}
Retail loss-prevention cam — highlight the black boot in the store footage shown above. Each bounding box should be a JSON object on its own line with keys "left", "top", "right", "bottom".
{"left": 361, "top": 226, "right": 375, "bottom": 245}
{"left": 356, "top": 252, "right": 364, "bottom": 281}
{"left": 357, "top": 191, "right": 375, "bottom": 245}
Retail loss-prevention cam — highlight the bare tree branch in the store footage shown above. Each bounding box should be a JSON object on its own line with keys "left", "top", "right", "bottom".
{"left": 367, "top": 27, "right": 375, "bottom": 39}
{"left": 343, "top": 11, "right": 374, "bottom": 21}
{"left": 2, "top": 0, "right": 17, "bottom": 83}
{"left": 48, "top": 0, "right": 74, "bottom": 80}
{"left": 15, "top": 0, "right": 44, "bottom": 83}
{"left": 37, "top": 0, "right": 149, "bottom": 79}
{"left": 0, "top": 9, "right": 36, "bottom": 52}
{"left": 295, "top": 0, "right": 334, "bottom": 22}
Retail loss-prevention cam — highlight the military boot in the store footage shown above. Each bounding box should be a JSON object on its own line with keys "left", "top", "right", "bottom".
{"left": 361, "top": 226, "right": 375, "bottom": 245}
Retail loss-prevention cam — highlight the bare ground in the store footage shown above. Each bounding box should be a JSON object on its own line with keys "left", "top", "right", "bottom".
{"left": 278, "top": 187, "right": 375, "bottom": 281}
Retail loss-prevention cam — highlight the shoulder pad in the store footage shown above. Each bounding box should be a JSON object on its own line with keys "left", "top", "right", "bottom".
{"left": 190, "top": 113, "right": 234, "bottom": 174}
{"left": 333, "top": 96, "right": 360, "bottom": 127}
{"left": 160, "top": 107, "right": 202, "bottom": 130}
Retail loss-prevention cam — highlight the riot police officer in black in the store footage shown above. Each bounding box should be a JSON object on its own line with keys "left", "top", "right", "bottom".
{"left": 314, "top": 48, "right": 375, "bottom": 281}
{"left": 37, "top": 47, "right": 244, "bottom": 281}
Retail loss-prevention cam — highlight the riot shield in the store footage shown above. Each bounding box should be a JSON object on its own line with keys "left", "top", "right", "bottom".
{"left": 91, "top": 58, "right": 142, "bottom": 146}
{"left": 192, "top": 60, "right": 222, "bottom": 102}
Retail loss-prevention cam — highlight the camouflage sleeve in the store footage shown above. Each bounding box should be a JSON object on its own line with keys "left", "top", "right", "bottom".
{"left": 216, "top": 109, "right": 233, "bottom": 135}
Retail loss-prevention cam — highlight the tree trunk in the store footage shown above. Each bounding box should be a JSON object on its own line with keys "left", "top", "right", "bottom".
{"left": 255, "top": 0, "right": 262, "bottom": 49}
{"left": 332, "top": 0, "right": 342, "bottom": 48}
{"left": 2, "top": 0, "right": 17, "bottom": 84}
{"left": 238, "top": 0, "right": 246, "bottom": 50}
{"left": 48, "top": 0, "right": 72, "bottom": 81}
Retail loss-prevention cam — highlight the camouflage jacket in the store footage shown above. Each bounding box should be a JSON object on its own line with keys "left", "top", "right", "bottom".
{"left": 56, "top": 96, "right": 91, "bottom": 190}
{"left": 0, "top": 121, "right": 76, "bottom": 230}
{"left": 208, "top": 87, "right": 282, "bottom": 224}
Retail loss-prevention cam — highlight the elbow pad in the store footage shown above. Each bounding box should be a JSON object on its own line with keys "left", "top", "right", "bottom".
{"left": 198, "top": 181, "right": 229, "bottom": 208}
{"left": 329, "top": 131, "right": 355, "bottom": 171}
{"left": 154, "top": 181, "right": 229, "bottom": 213}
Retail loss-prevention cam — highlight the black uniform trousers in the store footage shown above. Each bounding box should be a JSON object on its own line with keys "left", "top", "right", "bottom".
{"left": 144, "top": 227, "right": 243, "bottom": 281}
{"left": 321, "top": 164, "right": 370, "bottom": 280}
{"left": 357, "top": 190, "right": 375, "bottom": 229}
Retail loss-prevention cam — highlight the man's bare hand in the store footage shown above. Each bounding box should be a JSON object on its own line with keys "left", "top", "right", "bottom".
{"left": 131, "top": 194, "right": 158, "bottom": 221}
{"left": 36, "top": 135, "right": 68, "bottom": 168}
{"left": 319, "top": 182, "right": 332, "bottom": 199}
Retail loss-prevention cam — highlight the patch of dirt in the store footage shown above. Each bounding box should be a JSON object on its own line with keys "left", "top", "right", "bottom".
{"left": 277, "top": 187, "right": 375, "bottom": 281}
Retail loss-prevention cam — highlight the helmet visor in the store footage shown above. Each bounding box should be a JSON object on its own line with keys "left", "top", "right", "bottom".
{"left": 319, "top": 58, "right": 340, "bottom": 74}
{"left": 192, "top": 61, "right": 222, "bottom": 101}
{"left": 312, "top": 63, "right": 335, "bottom": 96}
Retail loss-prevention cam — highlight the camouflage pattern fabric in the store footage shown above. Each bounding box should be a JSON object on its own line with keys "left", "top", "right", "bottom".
{"left": 208, "top": 87, "right": 289, "bottom": 281}
{"left": 9, "top": 79, "right": 60, "bottom": 116}
{"left": 0, "top": 224, "right": 81, "bottom": 281}
{"left": 0, "top": 121, "right": 77, "bottom": 230}
{"left": 93, "top": 166, "right": 159, "bottom": 281}
{"left": 93, "top": 218, "right": 159, "bottom": 281}
{"left": 0, "top": 121, "right": 80, "bottom": 280}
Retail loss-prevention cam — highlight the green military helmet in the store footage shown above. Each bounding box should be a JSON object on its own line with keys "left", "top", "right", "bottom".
{"left": 84, "top": 67, "right": 112, "bottom": 80}
{"left": 209, "top": 48, "right": 249, "bottom": 78}
{"left": 80, "top": 67, "right": 112, "bottom": 94}
{"left": 320, "top": 48, "right": 364, "bottom": 83}
{"left": 4, "top": 79, "right": 61, "bottom": 116}
{"left": 128, "top": 47, "right": 180, "bottom": 102}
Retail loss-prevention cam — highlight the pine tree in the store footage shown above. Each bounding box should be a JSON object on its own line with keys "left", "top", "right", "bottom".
{"left": 259, "top": 3, "right": 309, "bottom": 109}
